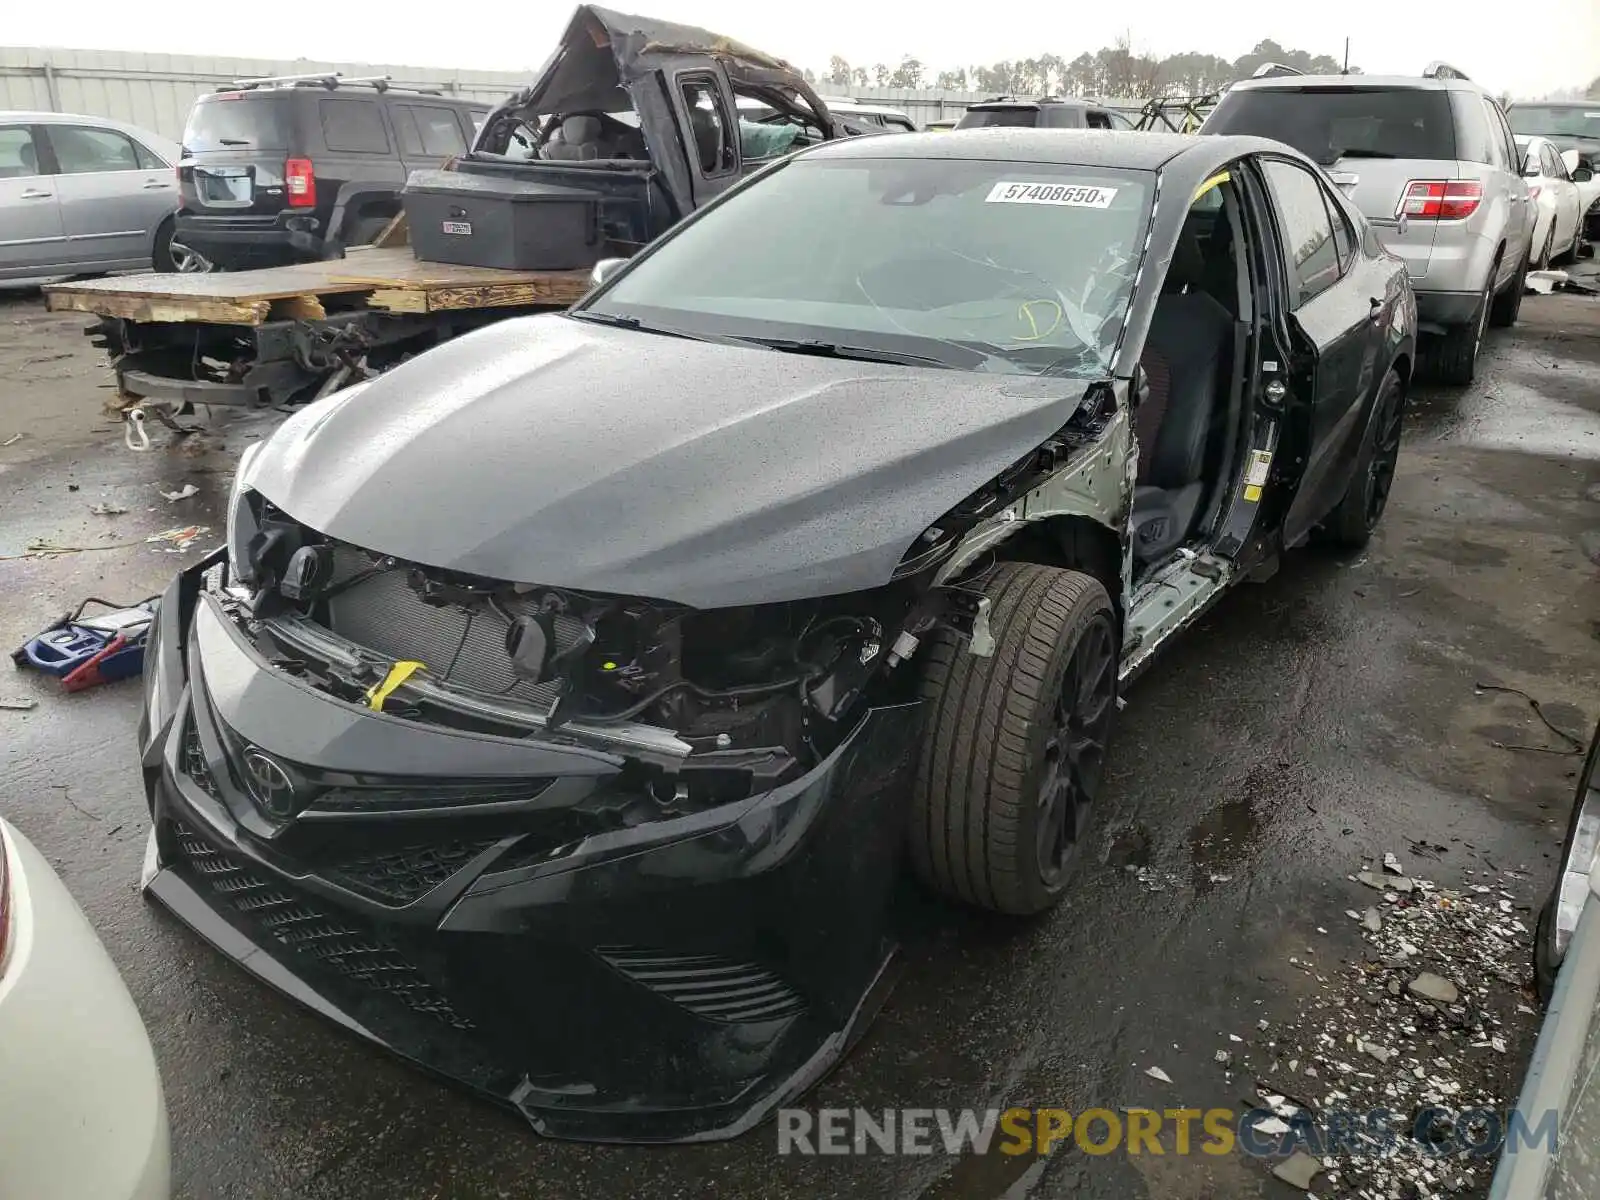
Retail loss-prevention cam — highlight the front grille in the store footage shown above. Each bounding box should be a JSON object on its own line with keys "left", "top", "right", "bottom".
{"left": 168, "top": 820, "right": 474, "bottom": 1030}
{"left": 596, "top": 947, "right": 806, "bottom": 1023}
{"left": 181, "top": 720, "right": 220, "bottom": 798}
{"left": 320, "top": 840, "right": 498, "bottom": 905}
{"left": 324, "top": 547, "right": 586, "bottom": 709}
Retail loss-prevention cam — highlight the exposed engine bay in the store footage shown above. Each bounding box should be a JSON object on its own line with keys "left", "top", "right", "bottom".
{"left": 223, "top": 498, "right": 998, "bottom": 809}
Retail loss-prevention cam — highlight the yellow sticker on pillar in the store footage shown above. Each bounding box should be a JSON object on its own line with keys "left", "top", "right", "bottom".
{"left": 1242, "top": 449, "right": 1273, "bottom": 504}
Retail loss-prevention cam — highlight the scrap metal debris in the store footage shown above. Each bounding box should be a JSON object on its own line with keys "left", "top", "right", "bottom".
{"left": 1, "top": 432, "right": 22, "bottom": 447}
{"left": 1217, "top": 858, "right": 1533, "bottom": 1196}
{"left": 1272, "top": 1149, "right": 1324, "bottom": 1190}
{"left": 1144, "top": 1066, "right": 1173, "bottom": 1083}
{"left": 0, "top": 697, "right": 38, "bottom": 711}
{"left": 89, "top": 502, "right": 128, "bottom": 516}
{"left": 159, "top": 483, "right": 199, "bottom": 502}
{"left": 145, "top": 525, "right": 209, "bottom": 553}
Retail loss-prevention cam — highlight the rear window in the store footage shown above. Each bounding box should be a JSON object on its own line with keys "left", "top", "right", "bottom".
{"left": 956, "top": 107, "right": 1039, "bottom": 130}
{"left": 319, "top": 99, "right": 390, "bottom": 152}
{"left": 1508, "top": 106, "right": 1600, "bottom": 140}
{"left": 183, "top": 95, "right": 291, "bottom": 153}
{"left": 1204, "top": 87, "right": 1456, "bottom": 165}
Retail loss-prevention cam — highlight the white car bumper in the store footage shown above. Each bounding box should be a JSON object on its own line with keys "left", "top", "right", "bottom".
{"left": 0, "top": 820, "right": 170, "bottom": 1200}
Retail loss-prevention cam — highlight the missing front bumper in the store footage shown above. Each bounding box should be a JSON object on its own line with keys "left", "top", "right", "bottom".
{"left": 137, "top": 558, "right": 917, "bottom": 1141}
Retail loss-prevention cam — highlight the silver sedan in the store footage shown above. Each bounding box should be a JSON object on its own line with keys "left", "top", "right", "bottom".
{"left": 0, "top": 110, "right": 202, "bottom": 280}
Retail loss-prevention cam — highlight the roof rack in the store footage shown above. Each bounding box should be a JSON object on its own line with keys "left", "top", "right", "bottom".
{"left": 221, "top": 72, "right": 396, "bottom": 93}
{"left": 1251, "top": 62, "right": 1306, "bottom": 79}
{"left": 1421, "top": 61, "right": 1471, "bottom": 81}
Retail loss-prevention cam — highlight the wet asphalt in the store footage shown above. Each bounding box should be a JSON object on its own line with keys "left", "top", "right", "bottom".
{"left": 1, "top": 284, "right": 1598, "bottom": 1199}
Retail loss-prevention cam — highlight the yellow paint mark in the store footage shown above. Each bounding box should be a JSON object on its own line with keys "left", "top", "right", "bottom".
{"left": 1243, "top": 484, "right": 1262, "bottom": 503}
{"left": 366, "top": 660, "right": 425, "bottom": 711}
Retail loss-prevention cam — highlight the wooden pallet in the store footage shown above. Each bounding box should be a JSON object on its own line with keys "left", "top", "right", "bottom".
{"left": 43, "top": 244, "right": 593, "bottom": 326}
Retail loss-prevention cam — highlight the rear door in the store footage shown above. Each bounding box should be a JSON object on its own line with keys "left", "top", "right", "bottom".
{"left": 1482, "top": 99, "right": 1532, "bottom": 278}
{"left": 44, "top": 123, "right": 175, "bottom": 264}
{"left": 0, "top": 123, "right": 66, "bottom": 278}
{"left": 672, "top": 70, "right": 740, "bottom": 207}
{"left": 1544, "top": 142, "right": 1583, "bottom": 245}
{"left": 1254, "top": 155, "right": 1384, "bottom": 545}
{"left": 1206, "top": 85, "right": 1456, "bottom": 282}
{"left": 393, "top": 102, "right": 473, "bottom": 169}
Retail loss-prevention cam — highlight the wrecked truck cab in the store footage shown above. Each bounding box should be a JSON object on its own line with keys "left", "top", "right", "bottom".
{"left": 403, "top": 5, "right": 842, "bottom": 270}
{"left": 139, "top": 129, "right": 1414, "bottom": 1142}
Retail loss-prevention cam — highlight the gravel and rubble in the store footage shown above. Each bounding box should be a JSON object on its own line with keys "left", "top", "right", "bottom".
{"left": 1221, "top": 858, "right": 1539, "bottom": 1198}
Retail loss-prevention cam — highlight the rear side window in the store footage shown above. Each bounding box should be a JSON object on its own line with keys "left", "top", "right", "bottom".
{"left": 1261, "top": 158, "right": 1342, "bottom": 307}
{"left": 1206, "top": 87, "right": 1456, "bottom": 165}
{"left": 133, "top": 139, "right": 167, "bottom": 169}
{"left": 1085, "top": 111, "right": 1113, "bottom": 130}
{"left": 183, "top": 96, "right": 290, "bottom": 152}
{"left": 1484, "top": 102, "right": 1518, "bottom": 173}
{"left": 679, "top": 76, "right": 734, "bottom": 176}
{"left": 319, "top": 99, "right": 390, "bottom": 153}
{"left": 49, "top": 126, "right": 142, "bottom": 173}
{"left": 0, "top": 126, "right": 41, "bottom": 177}
{"left": 956, "top": 107, "right": 1038, "bottom": 129}
{"left": 398, "top": 104, "right": 469, "bottom": 157}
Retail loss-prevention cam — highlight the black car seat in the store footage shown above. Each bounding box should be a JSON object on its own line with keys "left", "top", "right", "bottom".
{"left": 1131, "top": 232, "right": 1234, "bottom": 567}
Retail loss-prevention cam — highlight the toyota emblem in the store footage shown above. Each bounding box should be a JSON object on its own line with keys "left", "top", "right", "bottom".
{"left": 241, "top": 748, "right": 297, "bottom": 818}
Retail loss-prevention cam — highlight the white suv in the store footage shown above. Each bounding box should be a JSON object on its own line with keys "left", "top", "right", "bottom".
{"left": 1203, "top": 64, "right": 1535, "bottom": 384}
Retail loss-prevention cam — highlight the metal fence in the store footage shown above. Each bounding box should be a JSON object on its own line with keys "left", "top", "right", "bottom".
{"left": 0, "top": 46, "right": 1150, "bottom": 138}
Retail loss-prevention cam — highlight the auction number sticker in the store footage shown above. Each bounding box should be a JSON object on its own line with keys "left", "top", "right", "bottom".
{"left": 985, "top": 181, "right": 1117, "bottom": 208}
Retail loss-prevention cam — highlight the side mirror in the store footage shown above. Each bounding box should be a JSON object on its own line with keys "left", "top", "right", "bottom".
{"left": 1562, "top": 149, "right": 1581, "bottom": 173}
{"left": 590, "top": 256, "right": 627, "bottom": 287}
{"left": 1574, "top": 166, "right": 1594, "bottom": 183}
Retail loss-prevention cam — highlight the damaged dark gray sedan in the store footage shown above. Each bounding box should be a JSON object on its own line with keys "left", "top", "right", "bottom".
{"left": 137, "top": 130, "right": 1416, "bottom": 1142}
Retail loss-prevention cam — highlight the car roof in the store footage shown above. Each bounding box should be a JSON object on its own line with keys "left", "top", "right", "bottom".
{"left": 1226, "top": 74, "right": 1478, "bottom": 93}
{"left": 805, "top": 128, "right": 1280, "bottom": 175}
{"left": 0, "top": 109, "right": 152, "bottom": 125}
{"left": 1508, "top": 100, "right": 1594, "bottom": 108}
{"left": 819, "top": 99, "right": 911, "bottom": 118}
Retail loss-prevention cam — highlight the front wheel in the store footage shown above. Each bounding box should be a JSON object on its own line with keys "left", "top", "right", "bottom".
{"left": 909, "top": 563, "right": 1119, "bottom": 916}
{"left": 1321, "top": 368, "right": 1405, "bottom": 549}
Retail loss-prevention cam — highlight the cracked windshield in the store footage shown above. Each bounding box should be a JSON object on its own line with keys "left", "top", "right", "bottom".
{"left": 585, "top": 157, "right": 1151, "bottom": 376}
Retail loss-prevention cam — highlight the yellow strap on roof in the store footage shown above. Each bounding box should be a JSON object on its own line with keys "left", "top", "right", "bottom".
{"left": 366, "top": 660, "right": 425, "bottom": 712}
{"left": 1193, "top": 170, "right": 1231, "bottom": 202}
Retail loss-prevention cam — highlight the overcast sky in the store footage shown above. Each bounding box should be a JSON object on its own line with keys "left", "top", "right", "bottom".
{"left": 9, "top": 1, "right": 1597, "bottom": 99}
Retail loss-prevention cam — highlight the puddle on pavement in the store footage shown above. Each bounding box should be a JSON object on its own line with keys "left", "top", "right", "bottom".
{"left": 1186, "top": 797, "right": 1262, "bottom": 893}
{"left": 1407, "top": 339, "right": 1600, "bottom": 457}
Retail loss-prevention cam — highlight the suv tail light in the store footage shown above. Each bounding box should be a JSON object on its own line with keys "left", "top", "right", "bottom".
{"left": 1397, "top": 180, "right": 1483, "bottom": 220}
{"left": 285, "top": 157, "right": 316, "bottom": 208}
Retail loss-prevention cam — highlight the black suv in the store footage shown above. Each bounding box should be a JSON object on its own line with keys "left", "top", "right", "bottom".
{"left": 955, "top": 96, "right": 1138, "bottom": 131}
{"left": 174, "top": 76, "right": 490, "bottom": 270}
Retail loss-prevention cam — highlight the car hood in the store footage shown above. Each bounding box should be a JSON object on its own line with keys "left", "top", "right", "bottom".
{"left": 243, "top": 315, "right": 1085, "bottom": 608}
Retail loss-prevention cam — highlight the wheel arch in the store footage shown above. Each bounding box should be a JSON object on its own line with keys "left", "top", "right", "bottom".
{"left": 990, "top": 515, "right": 1125, "bottom": 631}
